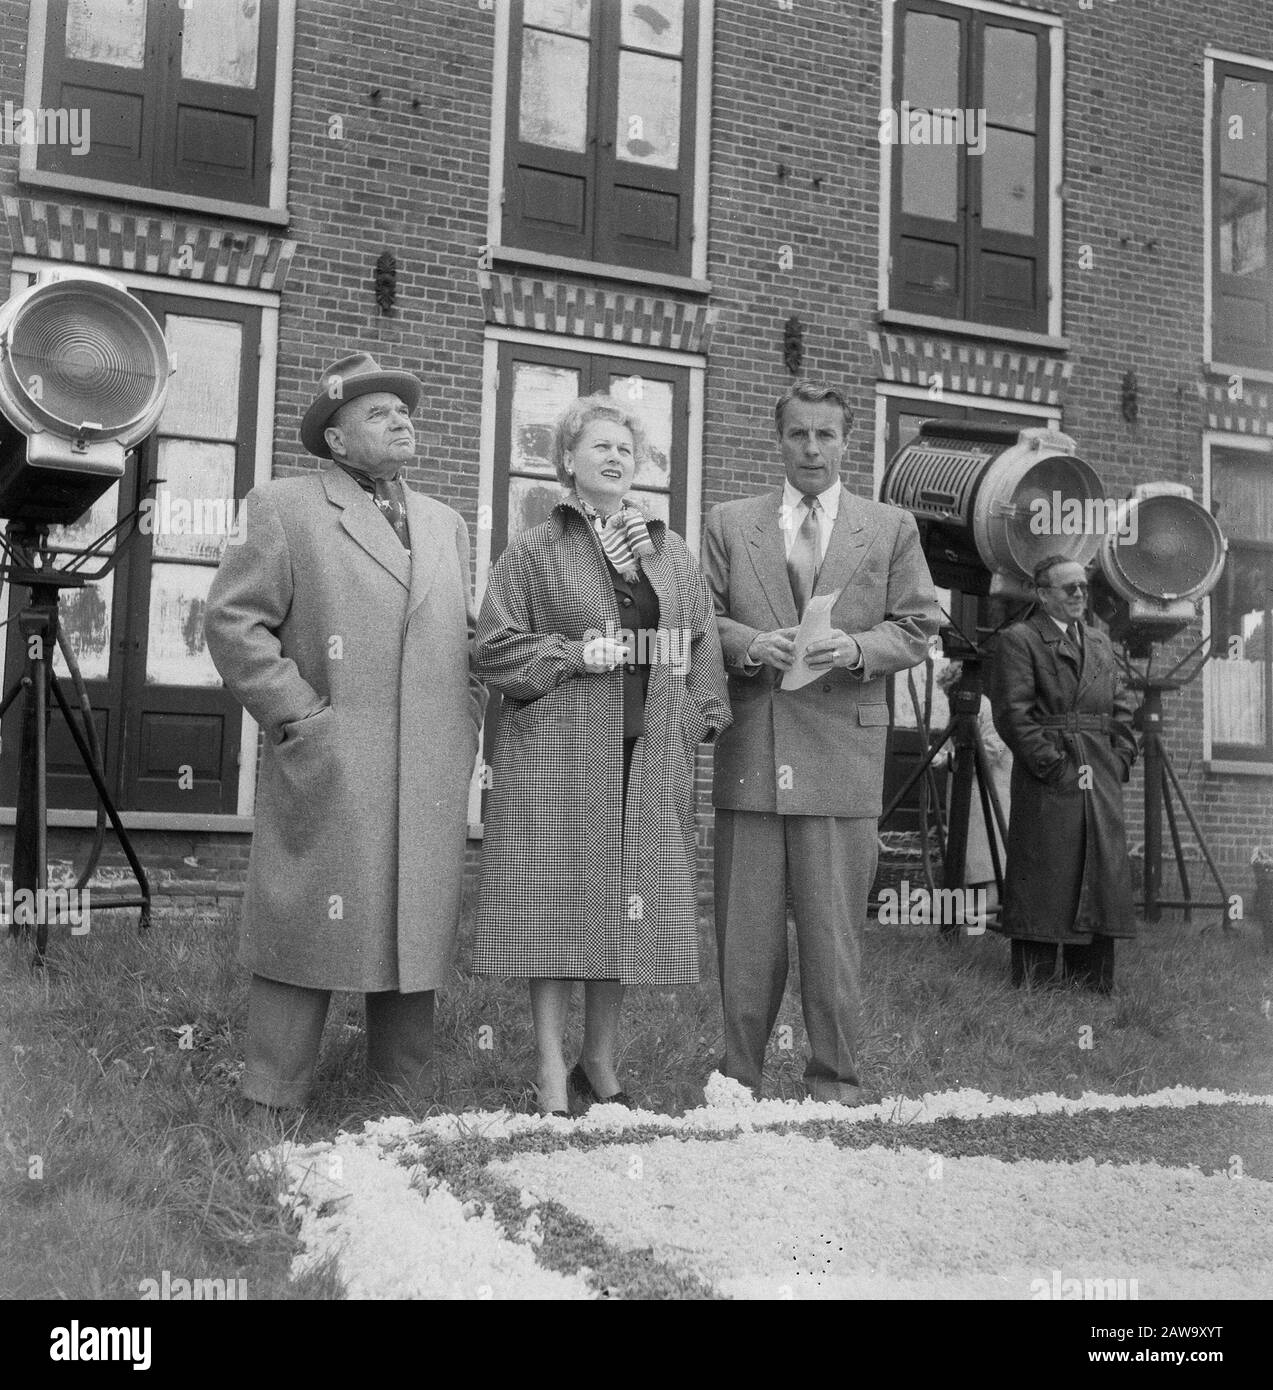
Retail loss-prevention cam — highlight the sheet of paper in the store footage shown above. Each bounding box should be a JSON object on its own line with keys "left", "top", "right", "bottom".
{"left": 779, "top": 589, "right": 842, "bottom": 692}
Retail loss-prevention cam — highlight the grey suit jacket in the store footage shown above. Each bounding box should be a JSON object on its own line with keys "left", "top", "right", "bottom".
{"left": 701, "top": 485, "right": 940, "bottom": 817}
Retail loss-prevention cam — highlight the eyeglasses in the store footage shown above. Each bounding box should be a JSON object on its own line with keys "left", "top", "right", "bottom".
{"left": 1043, "top": 581, "right": 1089, "bottom": 597}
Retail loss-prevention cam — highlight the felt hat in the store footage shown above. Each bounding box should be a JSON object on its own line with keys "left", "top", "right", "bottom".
{"left": 300, "top": 352, "right": 422, "bottom": 458}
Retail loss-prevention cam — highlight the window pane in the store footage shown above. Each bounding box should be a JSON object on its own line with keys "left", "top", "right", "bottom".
{"left": 901, "top": 144, "right": 959, "bottom": 221}
{"left": 151, "top": 440, "right": 238, "bottom": 561}
{"left": 511, "top": 362, "right": 581, "bottom": 476}
{"left": 182, "top": 0, "right": 260, "bottom": 88}
{"left": 627, "top": 488, "right": 669, "bottom": 525}
{"left": 520, "top": 30, "right": 590, "bottom": 151}
{"left": 54, "top": 578, "right": 115, "bottom": 681}
{"left": 1220, "top": 77, "right": 1268, "bottom": 181}
{"left": 66, "top": 0, "right": 146, "bottom": 69}
{"left": 146, "top": 564, "right": 221, "bottom": 686}
{"left": 616, "top": 52, "right": 681, "bottom": 168}
{"left": 524, "top": 0, "right": 590, "bottom": 37}
{"left": 1212, "top": 451, "right": 1273, "bottom": 542}
{"left": 608, "top": 374, "right": 672, "bottom": 490}
{"left": 981, "top": 127, "right": 1035, "bottom": 234}
{"left": 984, "top": 27, "right": 1037, "bottom": 131}
{"left": 621, "top": 0, "right": 683, "bottom": 55}
{"left": 507, "top": 475, "right": 566, "bottom": 542}
{"left": 1219, "top": 178, "right": 1268, "bottom": 277}
{"left": 159, "top": 318, "right": 243, "bottom": 441}
{"left": 1209, "top": 547, "right": 1271, "bottom": 748}
{"left": 902, "top": 11, "right": 960, "bottom": 110}
{"left": 47, "top": 485, "right": 121, "bottom": 557}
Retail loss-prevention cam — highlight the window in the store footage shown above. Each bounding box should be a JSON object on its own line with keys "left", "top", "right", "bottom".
{"left": 502, "top": 0, "right": 700, "bottom": 276}
{"left": 0, "top": 292, "right": 262, "bottom": 814}
{"left": 1212, "top": 62, "right": 1273, "bottom": 371}
{"left": 490, "top": 340, "right": 689, "bottom": 560}
{"left": 888, "top": 0, "right": 1052, "bottom": 332}
{"left": 33, "top": 0, "right": 280, "bottom": 209}
{"left": 1209, "top": 445, "right": 1273, "bottom": 763}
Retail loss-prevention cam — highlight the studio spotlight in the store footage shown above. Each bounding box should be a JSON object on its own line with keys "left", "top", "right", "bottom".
{"left": 880, "top": 420, "right": 1105, "bottom": 596}
{"left": 0, "top": 270, "right": 170, "bottom": 525}
{"left": 1093, "top": 482, "right": 1227, "bottom": 651}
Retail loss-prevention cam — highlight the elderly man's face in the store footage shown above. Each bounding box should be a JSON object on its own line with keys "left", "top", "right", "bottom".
{"left": 325, "top": 392, "right": 415, "bottom": 477}
{"left": 1035, "top": 560, "right": 1089, "bottom": 624}
{"left": 779, "top": 399, "right": 847, "bottom": 497}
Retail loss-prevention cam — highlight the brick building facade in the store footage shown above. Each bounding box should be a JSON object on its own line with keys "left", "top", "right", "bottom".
{"left": 1, "top": 0, "right": 1270, "bottom": 915}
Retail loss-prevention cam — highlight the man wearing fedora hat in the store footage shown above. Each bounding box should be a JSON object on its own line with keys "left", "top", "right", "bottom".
{"left": 205, "top": 353, "right": 486, "bottom": 1114}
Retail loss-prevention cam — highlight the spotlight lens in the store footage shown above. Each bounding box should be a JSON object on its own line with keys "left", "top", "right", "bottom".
{"left": 5, "top": 281, "right": 167, "bottom": 437}
{"left": 1109, "top": 494, "right": 1226, "bottom": 601}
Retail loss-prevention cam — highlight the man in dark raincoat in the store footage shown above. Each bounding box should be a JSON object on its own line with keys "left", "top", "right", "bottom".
{"left": 991, "top": 555, "right": 1139, "bottom": 991}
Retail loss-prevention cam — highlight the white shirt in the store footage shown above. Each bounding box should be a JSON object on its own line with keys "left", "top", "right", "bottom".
{"left": 781, "top": 479, "right": 840, "bottom": 565}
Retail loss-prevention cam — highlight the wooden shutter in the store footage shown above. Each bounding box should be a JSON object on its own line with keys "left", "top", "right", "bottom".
{"left": 37, "top": 0, "right": 160, "bottom": 189}
{"left": 157, "top": 0, "right": 279, "bottom": 206}
{"left": 593, "top": 0, "right": 698, "bottom": 275}
{"left": 502, "top": 0, "right": 697, "bottom": 276}
{"left": 1213, "top": 64, "right": 1273, "bottom": 371}
{"left": 966, "top": 12, "right": 1049, "bottom": 331}
{"left": 36, "top": 0, "right": 276, "bottom": 208}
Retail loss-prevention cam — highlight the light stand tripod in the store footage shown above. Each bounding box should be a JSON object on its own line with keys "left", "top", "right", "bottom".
{"left": 881, "top": 624, "right": 1010, "bottom": 938}
{"left": 1113, "top": 633, "right": 1231, "bottom": 930}
{"left": 1, "top": 517, "right": 152, "bottom": 959}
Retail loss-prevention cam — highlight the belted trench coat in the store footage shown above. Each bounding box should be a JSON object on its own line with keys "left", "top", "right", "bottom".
{"left": 470, "top": 497, "right": 731, "bottom": 985}
{"left": 990, "top": 610, "right": 1139, "bottom": 942}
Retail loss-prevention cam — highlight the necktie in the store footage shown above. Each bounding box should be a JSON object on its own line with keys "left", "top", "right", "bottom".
{"left": 1064, "top": 621, "right": 1082, "bottom": 665}
{"left": 340, "top": 465, "right": 411, "bottom": 551}
{"left": 787, "top": 495, "right": 820, "bottom": 618}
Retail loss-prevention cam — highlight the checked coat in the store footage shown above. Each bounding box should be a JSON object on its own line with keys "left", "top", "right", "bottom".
{"left": 204, "top": 467, "right": 486, "bottom": 993}
{"left": 470, "top": 496, "right": 731, "bottom": 985}
{"left": 990, "top": 610, "right": 1139, "bottom": 942}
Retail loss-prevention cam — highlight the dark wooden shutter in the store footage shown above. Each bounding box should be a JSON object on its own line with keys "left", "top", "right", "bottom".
{"left": 37, "top": 0, "right": 161, "bottom": 189}
{"left": 36, "top": 0, "right": 276, "bottom": 207}
{"left": 158, "top": 0, "right": 279, "bottom": 206}
{"left": 892, "top": 1, "right": 1049, "bottom": 333}
{"left": 966, "top": 12, "right": 1049, "bottom": 331}
{"left": 1213, "top": 64, "right": 1273, "bottom": 371}
{"left": 593, "top": 1, "right": 698, "bottom": 275}
{"left": 502, "top": 0, "right": 600, "bottom": 262}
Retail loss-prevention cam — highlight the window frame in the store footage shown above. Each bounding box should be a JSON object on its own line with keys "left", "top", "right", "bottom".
{"left": 1203, "top": 432, "right": 1273, "bottom": 771}
{"left": 20, "top": 0, "right": 296, "bottom": 227}
{"left": 878, "top": 0, "right": 1064, "bottom": 345}
{"left": 0, "top": 261, "right": 279, "bottom": 830}
{"left": 487, "top": 0, "right": 713, "bottom": 288}
{"left": 1205, "top": 49, "right": 1273, "bottom": 380}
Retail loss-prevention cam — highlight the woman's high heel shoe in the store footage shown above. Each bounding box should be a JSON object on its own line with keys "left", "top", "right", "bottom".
{"left": 526, "top": 1081, "right": 570, "bottom": 1118}
{"left": 568, "top": 1062, "right": 636, "bottom": 1110}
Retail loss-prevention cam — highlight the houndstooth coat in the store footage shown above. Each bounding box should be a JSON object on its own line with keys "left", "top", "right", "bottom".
{"left": 470, "top": 496, "right": 731, "bottom": 985}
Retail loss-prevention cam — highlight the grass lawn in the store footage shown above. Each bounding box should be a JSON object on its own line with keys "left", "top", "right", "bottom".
{"left": 2, "top": 901, "right": 1270, "bottom": 1299}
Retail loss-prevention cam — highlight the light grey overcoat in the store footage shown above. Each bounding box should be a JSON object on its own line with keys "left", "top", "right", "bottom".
{"left": 204, "top": 466, "right": 486, "bottom": 993}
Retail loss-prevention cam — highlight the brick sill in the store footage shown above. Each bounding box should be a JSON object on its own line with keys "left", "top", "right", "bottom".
{"left": 488, "top": 246, "right": 711, "bottom": 296}
{"left": 17, "top": 170, "right": 290, "bottom": 228}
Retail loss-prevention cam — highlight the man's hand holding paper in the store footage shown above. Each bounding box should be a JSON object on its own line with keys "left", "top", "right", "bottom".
{"left": 780, "top": 589, "right": 852, "bottom": 691}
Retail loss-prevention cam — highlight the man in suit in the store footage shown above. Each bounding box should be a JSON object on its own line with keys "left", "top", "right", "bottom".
{"left": 702, "top": 381, "right": 940, "bottom": 1102}
{"left": 205, "top": 353, "right": 486, "bottom": 1115}
{"left": 990, "top": 555, "right": 1138, "bottom": 991}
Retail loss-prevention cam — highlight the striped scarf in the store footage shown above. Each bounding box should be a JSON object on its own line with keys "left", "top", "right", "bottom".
{"left": 578, "top": 497, "right": 657, "bottom": 580}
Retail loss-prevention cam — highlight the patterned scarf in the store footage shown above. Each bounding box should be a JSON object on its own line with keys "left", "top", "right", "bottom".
{"left": 578, "top": 496, "right": 656, "bottom": 580}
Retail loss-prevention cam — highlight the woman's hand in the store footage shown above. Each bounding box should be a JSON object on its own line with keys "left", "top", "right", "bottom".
{"left": 582, "top": 636, "right": 631, "bottom": 673}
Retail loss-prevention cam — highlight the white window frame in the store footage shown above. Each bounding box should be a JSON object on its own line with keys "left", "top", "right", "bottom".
{"left": 1203, "top": 48, "right": 1273, "bottom": 385}
{"left": 1202, "top": 430, "right": 1273, "bottom": 774}
{"left": 20, "top": 0, "right": 296, "bottom": 226}
{"left": 0, "top": 260, "right": 280, "bottom": 831}
{"left": 878, "top": 0, "right": 1066, "bottom": 349}
{"left": 486, "top": 0, "right": 713, "bottom": 290}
